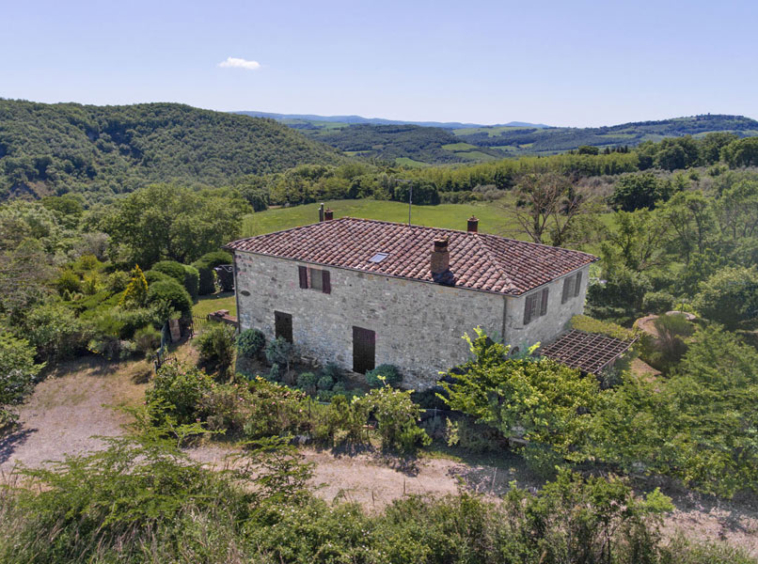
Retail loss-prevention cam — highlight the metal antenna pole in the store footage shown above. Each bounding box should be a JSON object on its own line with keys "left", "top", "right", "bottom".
{"left": 408, "top": 184, "right": 413, "bottom": 226}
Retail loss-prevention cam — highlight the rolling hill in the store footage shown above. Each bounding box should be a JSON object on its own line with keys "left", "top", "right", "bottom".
{"left": 0, "top": 100, "right": 345, "bottom": 202}
{"left": 239, "top": 112, "right": 758, "bottom": 165}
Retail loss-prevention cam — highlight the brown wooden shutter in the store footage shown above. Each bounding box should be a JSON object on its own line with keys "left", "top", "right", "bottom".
{"left": 573, "top": 271, "right": 582, "bottom": 297}
{"left": 298, "top": 266, "right": 308, "bottom": 289}
{"left": 562, "top": 277, "right": 571, "bottom": 304}
{"left": 540, "top": 288, "right": 549, "bottom": 316}
{"left": 523, "top": 296, "right": 533, "bottom": 325}
{"left": 322, "top": 270, "right": 331, "bottom": 294}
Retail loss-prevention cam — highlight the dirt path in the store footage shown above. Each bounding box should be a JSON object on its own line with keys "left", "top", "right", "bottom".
{"left": 1, "top": 357, "right": 756, "bottom": 557}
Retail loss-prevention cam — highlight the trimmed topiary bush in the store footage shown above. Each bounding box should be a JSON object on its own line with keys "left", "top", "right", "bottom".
{"left": 194, "top": 251, "right": 233, "bottom": 296}
{"left": 237, "top": 328, "right": 266, "bottom": 360}
{"left": 366, "top": 364, "right": 402, "bottom": 388}
{"left": 151, "top": 261, "right": 186, "bottom": 284}
{"left": 144, "top": 270, "right": 171, "bottom": 286}
{"left": 146, "top": 278, "right": 193, "bottom": 318}
{"left": 182, "top": 265, "right": 199, "bottom": 300}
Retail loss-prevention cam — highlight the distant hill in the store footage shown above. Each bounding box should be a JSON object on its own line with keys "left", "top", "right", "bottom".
{"left": 453, "top": 114, "right": 758, "bottom": 156}
{"left": 0, "top": 100, "right": 344, "bottom": 202}
{"left": 234, "top": 111, "right": 552, "bottom": 130}
{"left": 259, "top": 113, "right": 758, "bottom": 165}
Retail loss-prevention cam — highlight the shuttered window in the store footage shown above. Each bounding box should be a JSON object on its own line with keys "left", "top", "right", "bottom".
{"left": 298, "top": 266, "right": 331, "bottom": 294}
{"left": 524, "top": 287, "right": 550, "bottom": 325}
{"left": 561, "top": 271, "right": 583, "bottom": 304}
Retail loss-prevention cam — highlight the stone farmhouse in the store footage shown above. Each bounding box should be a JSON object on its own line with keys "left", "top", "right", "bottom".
{"left": 226, "top": 214, "right": 600, "bottom": 390}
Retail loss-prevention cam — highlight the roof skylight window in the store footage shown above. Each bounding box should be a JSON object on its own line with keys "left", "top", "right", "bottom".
{"left": 369, "top": 252, "right": 389, "bottom": 263}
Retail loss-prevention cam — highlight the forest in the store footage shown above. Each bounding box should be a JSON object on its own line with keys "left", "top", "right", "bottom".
{"left": 1, "top": 101, "right": 758, "bottom": 562}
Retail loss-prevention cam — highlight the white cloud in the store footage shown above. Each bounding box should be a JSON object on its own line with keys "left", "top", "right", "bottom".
{"left": 218, "top": 57, "right": 261, "bottom": 71}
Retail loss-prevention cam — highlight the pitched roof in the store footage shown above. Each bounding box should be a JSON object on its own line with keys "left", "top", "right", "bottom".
{"left": 540, "top": 330, "right": 634, "bottom": 374}
{"left": 226, "top": 217, "right": 596, "bottom": 296}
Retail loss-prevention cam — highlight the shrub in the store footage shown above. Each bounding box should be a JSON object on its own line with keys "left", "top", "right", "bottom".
{"left": 694, "top": 266, "right": 758, "bottom": 330}
{"left": 365, "top": 364, "right": 402, "bottom": 388}
{"left": 106, "top": 270, "right": 130, "bottom": 293}
{"left": 151, "top": 260, "right": 186, "bottom": 284}
{"left": 87, "top": 335, "right": 136, "bottom": 360}
{"left": 134, "top": 325, "right": 161, "bottom": 358}
{"left": 196, "top": 324, "right": 236, "bottom": 374}
{"left": 642, "top": 291, "right": 676, "bottom": 314}
{"left": 24, "top": 303, "right": 90, "bottom": 361}
{"left": 266, "top": 363, "right": 282, "bottom": 383}
{"left": 356, "top": 386, "right": 430, "bottom": 452}
{"left": 182, "top": 265, "right": 199, "bottom": 300}
{"left": 192, "top": 260, "right": 216, "bottom": 296}
{"left": 121, "top": 265, "right": 149, "bottom": 308}
{"left": 296, "top": 371, "right": 318, "bottom": 394}
{"left": 146, "top": 362, "right": 214, "bottom": 425}
{"left": 265, "top": 337, "right": 296, "bottom": 369}
{"left": 237, "top": 328, "right": 266, "bottom": 360}
{"left": 242, "top": 378, "right": 310, "bottom": 439}
{"left": 0, "top": 333, "right": 42, "bottom": 425}
{"left": 56, "top": 269, "right": 80, "bottom": 296}
{"left": 316, "top": 390, "right": 335, "bottom": 402}
{"left": 146, "top": 278, "right": 193, "bottom": 318}
{"left": 316, "top": 375, "right": 334, "bottom": 391}
{"left": 320, "top": 362, "right": 344, "bottom": 383}
{"left": 642, "top": 313, "right": 695, "bottom": 372}
{"left": 144, "top": 269, "right": 171, "bottom": 285}
{"left": 194, "top": 251, "right": 233, "bottom": 296}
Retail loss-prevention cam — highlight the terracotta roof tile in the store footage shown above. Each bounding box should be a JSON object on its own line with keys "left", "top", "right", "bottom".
{"left": 226, "top": 217, "right": 597, "bottom": 296}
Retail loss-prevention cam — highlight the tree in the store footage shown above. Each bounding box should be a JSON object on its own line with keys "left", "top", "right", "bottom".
{"left": 442, "top": 329, "right": 601, "bottom": 464}
{"left": 659, "top": 191, "right": 715, "bottom": 263}
{"left": 508, "top": 172, "right": 601, "bottom": 247}
{"left": 105, "top": 184, "right": 249, "bottom": 267}
{"left": 723, "top": 137, "right": 758, "bottom": 168}
{"left": 600, "top": 209, "right": 669, "bottom": 272}
{"left": 609, "top": 173, "right": 667, "bottom": 211}
{"left": 0, "top": 333, "right": 43, "bottom": 424}
{"left": 694, "top": 266, "right": 758, "bottom": 330}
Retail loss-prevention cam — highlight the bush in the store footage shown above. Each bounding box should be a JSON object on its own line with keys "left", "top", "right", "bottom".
{"left": 106, "top": 270, "right": 130, "bottom": 293}
{"left": 146, "top": 362, "right": 214, "bottom": 425}
{"left": 316, "top": 375, "right": 334, "bottom": 391}
{"left": 24, "top": 303, "right": 90, "bottom": 361}
{"left": 237, "top": 328, "right": 266, "bottom": 360}
{"left": 56, "top": 269, "right": 80, "bottom": 296}
{"left": 0, "top": 333, "right": 42, "bottom": 425}
{"left": 196, "top": 324, "right": 236, "bottom": 374}
{"left": 642, "top": 291, "right": 676, "bottom": 314}
{"left": 267, "top": 363, "right": 282, "bottom": 383}
{"left": 182, "top": 265, "right": 199, "bottom": 300}
{"left": 297, "top": 372, "right": 318, "bottom": 394}
{"left": 144, "top": 269, "right": 171, "bottom": 285}
{"left": 194, "top": 251, "right": 233, "bottom": 296}
{"left": 356, "top": 386, "right": 430, "bottom": 452}
{"left": 242, "top": 379, "right": 310, "bottom": 439}
{"left": 365, "top": 364, "right": 402, "bottom": 388}
{"left": 146, "top": 278, "right": 193, "bottom": 318}
{"left": 134, "top": 325, "right": 161, "bottom": 358}
{"left": 151, "top": 260, "right": 186, "bottom": 284}
{"left": 320, "top": 362, "right": 344, "bottom": 383}
{"left": 694, "top": 266, "right": 758, "bottom": 330}
{"left": 265, "top": 337, "right": 296, "bottom": 369}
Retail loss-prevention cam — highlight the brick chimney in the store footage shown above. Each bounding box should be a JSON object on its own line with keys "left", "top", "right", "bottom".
{"left": 324, "top": 208, "right": 334, "bottom": 221}
{"left": 430, "top": 238, "right": 455, "bottom": 285}
{"left": 467, "top": 216, "right": 479, "bottom": 233}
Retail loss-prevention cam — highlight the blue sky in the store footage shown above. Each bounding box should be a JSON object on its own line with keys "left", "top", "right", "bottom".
{"left": 2, "top": 0, "right": 756, "bottom": 127}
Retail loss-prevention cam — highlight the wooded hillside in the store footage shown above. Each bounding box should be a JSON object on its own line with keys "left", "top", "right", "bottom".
{"left": 0, "top": 100, "right": 344, "bottom": 203}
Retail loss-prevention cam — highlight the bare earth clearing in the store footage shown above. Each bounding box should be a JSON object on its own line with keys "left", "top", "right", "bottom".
{"left": 1, "top": 353, "right": 756, "bottom": 557}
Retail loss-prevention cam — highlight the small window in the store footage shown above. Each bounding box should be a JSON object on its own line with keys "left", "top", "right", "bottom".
{"left": 524, "top": 287, "right": 549, "bottom": 325}
{"left": 369, "top": 252, "right": 389, "bottom": 263}
{"left": 297, "top": 266, "right": 331, "bottom": 294}
{"left": 561, "top": 272, "right": 583, "bottom": 304}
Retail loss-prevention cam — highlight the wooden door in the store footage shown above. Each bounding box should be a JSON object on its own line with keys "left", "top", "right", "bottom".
{"left": 352, "top": 326, "right": 376, "bottom": 374}
{"left": 275, "top": 311, "right": 293, "bottom": 343}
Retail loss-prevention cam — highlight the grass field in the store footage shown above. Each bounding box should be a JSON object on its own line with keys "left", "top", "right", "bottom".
{"left": 240, "top": 199, "right": 615, "bottom": 255}
{"left": 242, "top": 199, "right": 545, "bottom": 239}
{"left": 192, "top": 292, "right": 237, "bottom": 329}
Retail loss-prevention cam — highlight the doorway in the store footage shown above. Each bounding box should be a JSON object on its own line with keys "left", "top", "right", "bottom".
{"left": 352, "top": 326, "right": 376, "bottom": 374}
{"left": 274, "top": 311, "right": 293, "bottom": 343}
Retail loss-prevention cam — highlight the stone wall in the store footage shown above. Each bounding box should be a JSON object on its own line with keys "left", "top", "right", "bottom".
{"left": 234, "top": 252, "right": 505, "bottom": 390}
{"left": 504, "top": 265, "right": 591, "bottom": 351}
